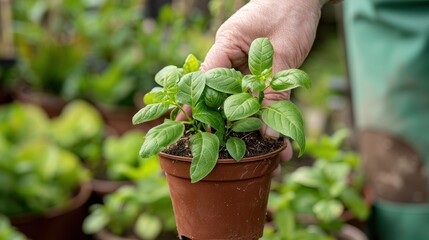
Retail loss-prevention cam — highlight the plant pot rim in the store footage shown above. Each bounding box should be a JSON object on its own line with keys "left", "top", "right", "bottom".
{"left": 11, "top": 181, "right": 92, "bottom": 224}
{"left": 159, "top": 141, "right": 287, "bottom": 164}
{"left": 95, "top": 228, "right": 138, "bottom": 240}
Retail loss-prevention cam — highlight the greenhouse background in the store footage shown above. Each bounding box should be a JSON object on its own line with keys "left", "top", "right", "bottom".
{"left": 0, "top": 1, "right": 369, "bottom": 240}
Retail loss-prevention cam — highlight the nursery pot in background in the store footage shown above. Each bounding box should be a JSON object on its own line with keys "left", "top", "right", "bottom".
{"left": 11, "top": 182, "right": 92, "bottom": 240}
{"left": 90, "top": 178, "right": 133, "bottom": 204}
{"left": 158, "top": 144, "right": 285, "bottom": 240}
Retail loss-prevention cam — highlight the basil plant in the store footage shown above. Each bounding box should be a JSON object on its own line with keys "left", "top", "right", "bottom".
{"left": 133, "top": 38, "right": 311, "bottom": 183}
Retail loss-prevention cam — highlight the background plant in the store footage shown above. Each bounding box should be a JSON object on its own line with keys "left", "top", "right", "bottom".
{"left": 11, "top": 0, "right": 213, "bottom": 107}
{"left": 0, "top": 215, "right": 27, "bottom": 240}
{"left": 50, "top": 100, "right": 104, "bottom": 164}
{"left": 83, "top": 177, "right": 175, "bottom": 240}
{"left": 99, "top": 130, "right": 160, "bottom": 181}
{"left": 132, "top": 38, "right": 311, "bottom": 182}
{"left": 264, "top": 129, "right": 369, "bottom": 239}
{"left": 0, "top": 103, "right": 89, "bottom": 216}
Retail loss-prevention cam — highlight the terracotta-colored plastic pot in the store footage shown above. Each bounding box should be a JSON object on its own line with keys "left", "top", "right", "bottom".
{"left": 158, "top": 144, "right": 286, "bottom": 240}
{"left": 95, "top": 229, "right": 138, "bottom": 240}
{"left": 90, "top": 178, "right": 134, "bottom": 203}
{"left": 11, "top": 182, "right": 92, "bottom": 240}
{"left": 13, "top": 84, "right": 67, "bottom": 118}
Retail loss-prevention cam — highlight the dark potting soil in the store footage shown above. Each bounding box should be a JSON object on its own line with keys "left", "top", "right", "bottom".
{"left": 163, "top": 131, "right": 284, "bottom": 159}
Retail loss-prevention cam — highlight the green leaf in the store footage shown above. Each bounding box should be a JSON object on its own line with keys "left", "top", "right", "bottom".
{"left": 290, "top": 167, "right": 320, "bottom": 188}
{"left": 176, "top": 71, "right": 206, "bottom": 106}
{"left": 340, "top": 188, "right": 370, "bottom": 220}
{"left": 183, "top": 54, "right": 200, "bottom": 74}
{"left": 224, "top": 93, "right": 260, "bottom": 121}
{"left": 169, "top": 107, "right": 180, "bottom": 120}
{"left": 275, "top": 207, "right": 295, "bottom": 239}
{"left": 190, "top": 132, "right": 219, "bottom": 183}
{"left": 248, "top": 38, "right": 274, "bottom": 76}
{"left": 231, "top": 117, "right": 262, "bottom": 132}
{"left": 134, "top": 213, "right": 162, "bottom": 240}
{"left": 205, "top": 68, "right": 243, "bottom": 94}
{"left": 193, "top": 102, "right": 225, "bottom": 133}
{"left": 271, "top": 69, "right": 312, "bottom": 91}
{"left": 242, "top": 75, "right": 265, "bottom": 92}
{"left": 140, "top": 121, "right": 185, "bottom": 158}
{"left": 132, "top": 103, "right": 169, "bottom": 125}
{"left": 261, "top": 101, "right": 305, "bottom": 156}
{"left": 313, "top": 200, "right": 343, "bottom": 223}
{"left": 204, "top": 87, "right": 227, "bottom": 109}
{"left": 261, "top": 67, "right": 273, "bottom": 80}
{"left": 155, "top": 65, "right": 179, "bottom": 89}
{"left": 226, "top": 137, "right": 246, "bottom": 161}
{"left": 215, "top": 131, "right": 226, "bottom": 146}
{"left": 143, "top": 87, "right": 168, "bottom": 105}
{"left": 83, "top": 207, "right": 109, "bottom": 234}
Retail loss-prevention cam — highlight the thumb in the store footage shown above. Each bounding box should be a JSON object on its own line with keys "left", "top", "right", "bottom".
{"left": 200, "top": 42, "right": 233, "bottom": 72}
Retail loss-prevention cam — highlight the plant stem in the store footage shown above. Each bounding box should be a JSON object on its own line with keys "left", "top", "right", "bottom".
{"left": 258, "top": 91, "right": 264, "bottom": 104}
{"left": 176, "top": 104, "right": 192, "bottom": 121}
{"left": 240, "top": 132, "right": 253, "bottom": 140}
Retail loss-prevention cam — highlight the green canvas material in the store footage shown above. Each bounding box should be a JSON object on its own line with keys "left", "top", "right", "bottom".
{"left": 344, "top": 0, "right": 429, "bottom": 239}
{"left": 372, "top": 200, "right": 429, "bottom": 240}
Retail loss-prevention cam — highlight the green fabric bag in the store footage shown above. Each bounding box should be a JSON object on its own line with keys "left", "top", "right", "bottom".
{"left": 373, "top": 200, "right": 429, "bottom": 240}
{"left": 344, "top": 0, "right": 429, "bottom": 239}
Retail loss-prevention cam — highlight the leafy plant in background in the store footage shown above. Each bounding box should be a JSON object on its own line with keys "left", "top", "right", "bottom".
{"left": 98, "top": 130, "right": 161, "bottom": 181}
{"left": 69, "top": 3, "right": 213, "bottom": 106}
{"left": 83, "top": 178, "right": 176, "bottom": 240}
{"left": 12, "top": 0, "right": 87, "bottom": 93}
{"left": 263, "top": 129, "right": 369, "bottom": 239}
{"left": 0, "top": 102, "right": 50, "bottom": 144}
{"left": 0, "top": 103, "right": 89, "bottom": 216}
{"left": 132, "top": 38, "right": 311, "bottom": 183}
{"left": 11, "top": 0, "right": 213, "bottom": 107}
{"left": 50, "top": 100, "right": 104, "bottom": 164}
{"left": 0, "top": 137, "right": 89, "bottom": 216}
{"left": 0, "top": 215, "right": 27, "bottom": 240}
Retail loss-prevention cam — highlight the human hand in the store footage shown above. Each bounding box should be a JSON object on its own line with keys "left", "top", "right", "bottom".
{"left": 201, "top": 0, "right": 324, "bottom": 161}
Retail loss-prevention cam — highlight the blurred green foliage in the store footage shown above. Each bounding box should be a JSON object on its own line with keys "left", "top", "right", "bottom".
{"left": 83, "top": 177, "right": 175, "bottom": 239}
{"left": 11, "top": 0, "right": 213, "bottom": 106}
{"left": 297, "top": 24, "right": 346, "bottom": 112}
{"left": 101, "top": 130, "right": 161, "bottom": 181}
{"left": 0, "top": 215, "right": 27, "bottom": 240}
{"left": 264, "top": 129, "right": 368, "bottom": 239}
{"left": 50, "top": 100, "right": 104, "bottom": 163}
{"left": 0, "top": 103, "right": 89, "bottom": 216}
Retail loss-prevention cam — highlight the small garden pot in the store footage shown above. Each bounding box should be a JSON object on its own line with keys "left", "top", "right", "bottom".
{"left": 90, "top": 178, "right": 134, "bottom": 203}
{"left": 334, "top": 224, "right": 368, "bottom": 240}
{"left": 95, "top": 229, "right": 138, "bottom": 240}
{"left": 11, "top": 182, "right": 92, "bottom": 240}
{"left": 13, "top": 84, "right": 67, "bottom": 118}
{"left": 158, "top": 144, "right": 285, "bottom": 240}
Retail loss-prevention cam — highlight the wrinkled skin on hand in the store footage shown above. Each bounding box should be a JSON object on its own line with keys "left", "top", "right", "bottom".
{"left": 201, "top": 0, "right": 323, "bottom": 161}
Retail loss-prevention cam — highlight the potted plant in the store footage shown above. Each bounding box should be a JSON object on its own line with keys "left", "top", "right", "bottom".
{"left": 90, "top": 130, "right": 161, "bottom": 202}
{"left": 83, "top": 177, "right": 176, "bottom": 240}
{"left": 50, "top": 99, "right": 104, "bottom": 165}
{"left": 0, "top": 215, "right": 27, "bottom": 240}
{"left": 0, "top": 103, "right": 91, "bottom": 240}
{"left": 264, "top": 130, "right": 370, "bottom": 240}
{"left": 132, "top": 38, "right": 311, "bottom": 239}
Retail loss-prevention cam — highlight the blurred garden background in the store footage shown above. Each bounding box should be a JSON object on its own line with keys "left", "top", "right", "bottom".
{"left": 0, "top": 0, "right": 369, "bottom": 239}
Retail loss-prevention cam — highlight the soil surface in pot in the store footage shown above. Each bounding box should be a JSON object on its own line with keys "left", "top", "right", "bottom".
{"left": 163, "top": 131, "right": 284, "bottom": 159}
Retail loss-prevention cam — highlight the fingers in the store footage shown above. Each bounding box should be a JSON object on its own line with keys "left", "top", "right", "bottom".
{"left": 273, "top": 139, "right": 293, "bottom": 176}
{"left": 175, "top": 105, "right": 192, "bottom": 121}
{"left": 281, "top": 139, "right": 293, "bottom": 162}
{"left": 200, "top": 42, "right": 233, "bottom": 72}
